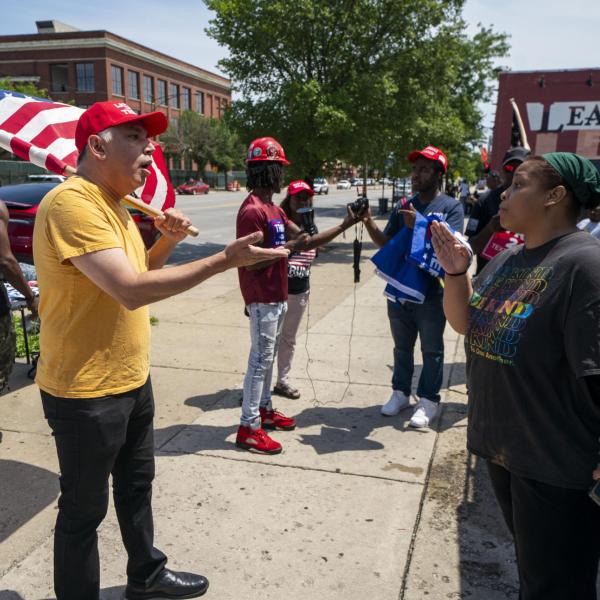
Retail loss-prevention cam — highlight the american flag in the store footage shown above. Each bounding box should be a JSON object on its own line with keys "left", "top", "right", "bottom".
{"left": 0, "top": 89, "right": 175, "bottom": 211}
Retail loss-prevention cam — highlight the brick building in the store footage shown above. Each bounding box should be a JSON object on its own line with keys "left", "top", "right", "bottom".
{"left": 0, "top": 20, "right": 231, "bottom": 117}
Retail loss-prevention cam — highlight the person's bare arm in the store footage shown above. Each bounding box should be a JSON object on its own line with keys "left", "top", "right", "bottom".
{"left": 300, "top": 210, "right": 357, "bottom": 250}
{"left": 430, "top": 221, "right": 473, "bottom": 335}
{"left": 70, "top": 231, "right": 289, "bottom": 310}
{"left": 0, "top": 202, "right": 37, "bottom": 312}
{"left": 146, "top": 208, "right": 194, "bottom": 270}
{"left": 361, "top": 208, "right": 390, "bottom": 248}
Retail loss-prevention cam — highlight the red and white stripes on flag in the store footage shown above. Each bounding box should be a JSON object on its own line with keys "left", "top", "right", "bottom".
{"left": 0, "top": 90, "right": 175, "bottom": 211}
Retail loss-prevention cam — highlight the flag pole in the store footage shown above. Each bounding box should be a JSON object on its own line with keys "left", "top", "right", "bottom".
{"left": 64, "top": 165, "right": 199, "bottom": 237}
{"left": 509, "top": 98, "right": 531, "bottom": 151}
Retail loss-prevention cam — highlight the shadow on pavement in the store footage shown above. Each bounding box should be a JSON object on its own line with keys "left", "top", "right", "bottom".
{"left": 184, "top": 388, "right": 241, "bottom": 412}
{"left": 455, "top": 454, "right": 520, "bottom": 597}
{"left": 0, "top": 585, "right": 125, "bottom": 599}
{"left": 156, "top": 400, "right": 468, "bottom": 456}
{"left": 166, "top": 241, "right": 226, "bottom": 265}
{"left": 0, "top": 460, "right": 58, "bottom": 543}
{"left": 1, "top": 363, "right": 36, "bottom": 395}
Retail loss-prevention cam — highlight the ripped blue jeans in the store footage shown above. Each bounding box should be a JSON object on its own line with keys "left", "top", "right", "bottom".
{"left": 241, "top": 302, "right": 288, "bottom": 428}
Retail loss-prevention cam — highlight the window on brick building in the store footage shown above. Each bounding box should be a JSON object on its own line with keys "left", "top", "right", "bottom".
{"left": 169, "top": 83, "right": 180, "bottom": 108}
{"left": 128, "top": 71, "right": 139, "bottom": 99}
{"left": 111, "top": 65, "right": 124, "bottom": 96}
{"left": 50, "top": 64, "right": 69, "bottom": 93}
{"left": 143, "top": 75, "right": 154, "bottom": 104}
{"left": 182, "top": 87, "right": 191, "bottom": 111}
{"left": 196, "top": 91, "right": 205, "bottom": 114}
{"left": 75, "top": 63, "right": 94, "bottom": 92}
{"left": 157, "top": 80, "right": 167, "bottom": 105}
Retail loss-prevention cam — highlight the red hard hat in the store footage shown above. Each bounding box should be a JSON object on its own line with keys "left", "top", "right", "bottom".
{"left": 246, "top": 137, "right": 290, "bottom": 166}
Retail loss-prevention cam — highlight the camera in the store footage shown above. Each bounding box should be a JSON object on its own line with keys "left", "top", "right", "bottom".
{"left": 296, "top": 207, "right": 318, "bottom": 236}
{"left": 347, "top": 196, "right": 369, "bottom": 216}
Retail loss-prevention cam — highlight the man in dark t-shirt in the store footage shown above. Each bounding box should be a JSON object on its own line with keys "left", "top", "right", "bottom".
{"left": 362, "top": 145, "right": 464, "bottom": 428}
{"left": 466, "top": 146, "right": 530, "bottom": 273}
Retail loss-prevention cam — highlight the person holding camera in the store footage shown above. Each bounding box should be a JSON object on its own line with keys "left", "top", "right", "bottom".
{"left": 430, "top": 152, "right": 600, "bottom": 599}
{"left": 360, "top": 146, "right": 464, "bottom": 428}
{"left": 237, "top": 144, "right": 358, "bottom": 454}
{"left": 272, "top": 180, "right": 318, "bottom": 400}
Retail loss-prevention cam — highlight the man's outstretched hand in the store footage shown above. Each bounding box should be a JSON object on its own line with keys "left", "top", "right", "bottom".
{"left": 223, "top": 231, "right": 290, "bottom": 268}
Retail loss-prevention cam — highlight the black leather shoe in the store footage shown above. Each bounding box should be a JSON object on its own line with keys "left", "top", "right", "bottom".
{"left": 125, "top": 568, "right": 209, "bottom": 599}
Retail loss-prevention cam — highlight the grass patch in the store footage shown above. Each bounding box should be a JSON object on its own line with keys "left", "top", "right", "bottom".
{"left": 12, "top": 314, "right": 39, "bottom": 358}
{"left": 150, "top": 316, "right": 159, "bottom": 326}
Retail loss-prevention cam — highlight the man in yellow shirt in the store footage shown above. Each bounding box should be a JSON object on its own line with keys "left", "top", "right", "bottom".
{"left": 33, "top": 101, "right": 289, "bottom": 600}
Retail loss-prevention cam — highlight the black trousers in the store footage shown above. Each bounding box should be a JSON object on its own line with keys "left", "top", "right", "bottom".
{"left": 42, "top": 378, "right": 167, "bottom": 600}
{"left": 487, "top": 461, "right": 600, "bottom": 600}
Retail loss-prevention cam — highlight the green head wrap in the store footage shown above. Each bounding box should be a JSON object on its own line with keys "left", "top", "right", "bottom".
{"left": 542, "top": 152, "right": 600, "bottom": 209}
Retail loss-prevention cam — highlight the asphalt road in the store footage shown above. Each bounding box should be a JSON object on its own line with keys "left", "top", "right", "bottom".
{"left": 168, "top": 186, "right": 392, "bottom": 263}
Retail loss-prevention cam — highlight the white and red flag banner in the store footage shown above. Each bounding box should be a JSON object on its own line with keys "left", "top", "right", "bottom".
{"left": 0, "top": 89, "right": 175, "bottom": 211}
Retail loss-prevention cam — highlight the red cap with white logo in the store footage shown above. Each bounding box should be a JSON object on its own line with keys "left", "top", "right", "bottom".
{"left": 75, "top": 101, "right": 168, "bottom": 153}
{"left": 287, "top": 180, "right": 314, "bottom": 196}
{"left": 408, "top": 145, "right": 448, "bottom": 173}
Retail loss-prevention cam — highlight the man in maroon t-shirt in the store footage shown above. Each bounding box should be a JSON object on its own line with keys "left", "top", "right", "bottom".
{"left": 236, "top": 137, "right": 357, "bottom": 454}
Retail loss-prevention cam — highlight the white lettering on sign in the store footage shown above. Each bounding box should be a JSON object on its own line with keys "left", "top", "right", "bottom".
{"left": 527, "top": 101, "right": 600, "bottom": 132}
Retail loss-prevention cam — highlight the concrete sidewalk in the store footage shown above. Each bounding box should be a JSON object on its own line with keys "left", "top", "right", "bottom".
{"left": 0, "top": 231, "right": 520, "bottom": 599}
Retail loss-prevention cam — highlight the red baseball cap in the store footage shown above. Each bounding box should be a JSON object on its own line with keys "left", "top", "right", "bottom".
{"left": 408, "top": 145, "right": 448, "bottom": 173}
{"left": 287, "top": 180, "right": 314, "bottom": 196}
{"left": 75, "top": 101, "right": 168, "bottom": 153}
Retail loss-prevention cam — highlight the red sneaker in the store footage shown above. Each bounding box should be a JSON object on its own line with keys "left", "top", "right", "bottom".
{"left": 260, "top": 408, "right": 296, "bottom": 431}
{"left": 236, "top": 425, "right": 282, "bottom": 454}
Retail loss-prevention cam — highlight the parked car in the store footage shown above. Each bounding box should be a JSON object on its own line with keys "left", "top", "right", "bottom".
{"left": 26, "top": 173, "right": 67, "bottom": 183}
{"left": 336, "top": 179, "right": 352, "bottom": 190}
{"left": 2, "top": 182, "right": 159, "bottom": 264}
{"left": 312, "top": 177, "right": 329, "bottom": 195}
{"left": 176, "top": 179, "right": 209, "bottom": 195}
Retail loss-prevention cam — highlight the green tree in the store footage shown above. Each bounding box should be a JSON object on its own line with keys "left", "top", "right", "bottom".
{"left": 205, "top": 0, "right": 508, "bottom": 179}
{"left": 160, "top": 111, "right": 215, "bottom": 176}
{"left": 0, "top": 78, "right": 51, "bottom": 99}
{"left": 208, "top": 117, "right": 245, "bottom": 187}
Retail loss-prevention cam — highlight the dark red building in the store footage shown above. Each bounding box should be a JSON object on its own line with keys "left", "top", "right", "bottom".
{"left": 492, "top": 68, "right": 600, "bottom": 170}
{"left": 0, "top": 20, "right": 231, "bottom": 120}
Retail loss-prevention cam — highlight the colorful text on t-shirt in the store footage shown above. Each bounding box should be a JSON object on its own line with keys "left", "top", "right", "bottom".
{"left": 467, "top": 265, "right": 553, "bottom": 366}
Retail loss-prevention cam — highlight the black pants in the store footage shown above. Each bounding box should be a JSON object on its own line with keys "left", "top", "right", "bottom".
{"left": 42, "top": 378, "right": 167, "bottom": 600}
{"left": 487, "top": 461, "right": 600, "bottom": 600}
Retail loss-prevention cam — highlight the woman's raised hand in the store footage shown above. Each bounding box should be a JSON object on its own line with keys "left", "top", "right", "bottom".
{"left": 430, "top": 221, "right": 472, "bottom": 275}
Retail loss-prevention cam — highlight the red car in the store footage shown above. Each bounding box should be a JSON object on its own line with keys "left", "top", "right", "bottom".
{"left": 176, "top": 179, "right": 209, "bottom": 195}
{"left": 2, "top": 182, "right": 160, "bottom": 264}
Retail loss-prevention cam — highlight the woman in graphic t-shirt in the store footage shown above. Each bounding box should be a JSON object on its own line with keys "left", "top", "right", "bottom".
{"left": 273, "top": 181, "right": 319, "bottom": 399}
{"left": 430, "top": 153, "right": 600, "bottom": 600}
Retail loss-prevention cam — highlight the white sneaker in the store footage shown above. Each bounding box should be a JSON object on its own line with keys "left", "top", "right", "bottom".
{"left": 409, "top": 398, "right": 439, "bottom": 428}
{"left": 381, "top": 391, "right": 410, "bottom": 416}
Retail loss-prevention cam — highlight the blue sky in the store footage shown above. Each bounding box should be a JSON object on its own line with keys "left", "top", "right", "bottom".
{"left": 1, "top": 0, "right": 599, "bottom": 133}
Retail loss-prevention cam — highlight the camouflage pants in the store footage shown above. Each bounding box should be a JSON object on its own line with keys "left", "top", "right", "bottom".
{"left": 0, "top": 312, "right": 16, "bottom": 393}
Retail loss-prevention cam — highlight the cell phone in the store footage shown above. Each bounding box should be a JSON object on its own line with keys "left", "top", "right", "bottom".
{"left": 589, "top": 479, "right": 600, "bottom": 507}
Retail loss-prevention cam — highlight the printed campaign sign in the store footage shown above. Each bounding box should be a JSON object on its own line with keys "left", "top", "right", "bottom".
{"left": 481, "top": 231, "right": 524, "bottom": 261}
